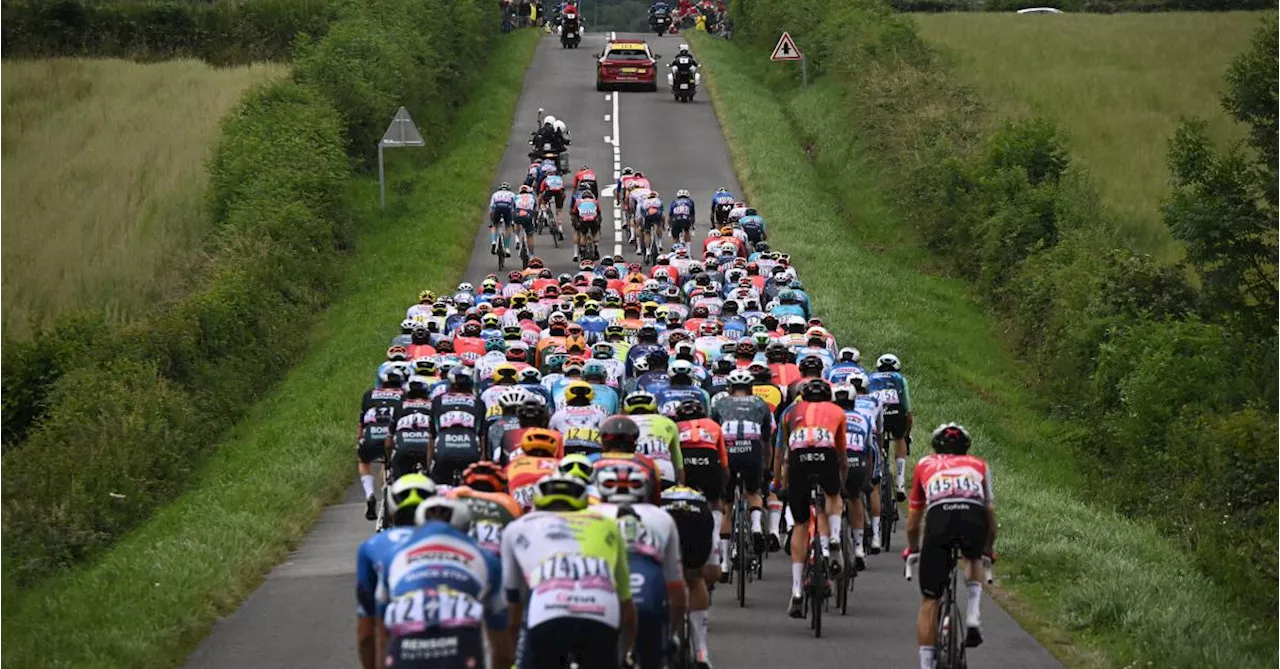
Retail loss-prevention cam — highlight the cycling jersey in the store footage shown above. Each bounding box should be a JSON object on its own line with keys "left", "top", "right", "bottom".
{"left": 779, "top": 400, "right": 847, "bottom": 523}
{"left": 375, "top": 523, "right": 506, "bottom": 669}
{"left": 490, "top": 189, "right": 516, "bottom": 211}
{"left": 355, "top": 526, "right": 417, "bottom": 619}
{"left": 867, "top": 370, "right": 911, "bottom": 412}
{"left": 824, "top": 361, "right": 867, "bottom": 385}
{"left": 390, "top": 393, "right": 434, "bottom": 478}
{"left": 549, "top": 404, "right": 607, "bottom": 433}
{"left": 449, "top": 486, "right": 523, "bottom": 557}
{"left": 655, "top": 384, "right": 710, "bottom": 419}
{"left": 430, "top": 392, "right": 485, "bottom": 484}
{"left": 506, "top": 454, "right": 560, "bottom": 511}
{"left": 676, "top": 417, "right": 729, "bottom": 503}
{"left": 563, "top": 426, "right": 604, "bottom": 455}
{"left": 514, "top": 192, "right": 538, "bottom": 220}
{"left": 500, "top": 510, "right": 632, "bottom": 630}
{"left": 628, "top": 413, "right": 683, "bottom": 485}
{"left": 359, "top": 386, "right": 403, "bottom": 464}
{"left": 909, "top": 454, "right": 993, "bottom": 512}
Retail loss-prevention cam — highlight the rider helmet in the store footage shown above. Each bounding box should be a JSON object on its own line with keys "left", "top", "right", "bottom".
{"left": 622, "top": 391, "right": 658, "bottom": 415}
{"left": 877, "top": 353, "right": 902, "bottom": 372}
{"left": 599, "top": 415, "right": 641, "bottom": 453}
{"left": 727, "top": 368, "right": 755, "bottom": 388}
{"left": 415, "top": 496, "right": 472, "bottom": 532}
{"left": 557, "top": 454, "right": 594, "bottom": 483}
{"left": 839, "top": 347, "right": 861, "bottom": 364}
{"left": 532, "top": 472, "right": 590, "bottom": 511}
{"left": 499, "top": 182, "right": 511, "bottom": 191}
{"left": 521, "top": 428, "right": 563, "bottom": 457}
{"left": 673, "top": 398, "right": 706, "bottom": 421}
{"left": 593, "top": 460, "right": 653, "bottom": 503}
{"left": 799, "top": 378, "right": 832, "bottom": 403}
{"left": 931, "top": 423, "right": 973, "bottom": 455}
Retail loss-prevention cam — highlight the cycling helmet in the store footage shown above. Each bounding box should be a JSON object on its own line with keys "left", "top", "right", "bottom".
{"left": 413, "top": 358, "right": 438, "bottom": 376}
{"left": 622, "top": 166, "right": 634, "bottom": 176}
{"left": 839, "top": 347, "right": 861, "bottom": 364}
{"left": 387, "top": 345, "right": 409, "bottom": 361}
{"left": 623, "top": 391, "right": 658, "bottom": 415}
{"left": 528, "top": 256, "right": 545, "bottom": 269}
{"left": 497, "top": 386, "right": 529, "bottom": 410}
{"left": 676, "top": 188, "right": 690, "bottom": 198}
{"left": 592, "top": 342, "right": 614, "bottom": 359}
{"left": 407, "top": 374, "right": 433, "bottom": 394}
{"left": 931, "top": 423, "right": 972, "bottom": 455}
{"left": 400, "top": 318, "right": 416, "bottom": 334}
{"left": 518, "top": 367, "right": 542, "bottom": 384}
{"left": 582, "top": 361, "right": 608, "bottom": 382}
{"left": 415, "top": 496, "right": 472, "bottom": 531}
{"left": 798, "top": 356, "right": 826, "bottom": 374}
{"left": 716, "top": 187, "right": 729, "bottom": 193}
{"left": 507, "top": 345, "right": 530, "bottom": 363}
{"left": 557, "top": 454, "right": 594, "bottom": 482}
{"left": 462, "top": 461, "right": 508, "bottom": 493}
{"left": 516, "top": 398, "right": 549, "bottom": 426}
{"left": 669, "top": 359, "right": 695, "bottom": 379}
{"left": 457, "top": 282, "right": 474, "bottom": 293}
{"left": 850, "top": 370, "right": 870, "bottom": 390}
{"left": 799, "top": 378, "right": 832, "bottom": 402}
{"left": 632, "top": 357, "right": 650, "bottom": 374}
{"left": 645, "top": 349, "right": 670, "bottom": 370}
{"left": 381, "top": 366, "right": 408, "bottom": 386}
{"left": 564, "top": 380, "right": 595, "bottom": 405}
{"left": 462, "top": 321, "right": 482, "bottom": 337}
{"left": 877, "top": 353, "right": 902, "bottom": 372}
{"left": 448, "top": 365, "right": 474, "bottom": 388}
{"left": 599, "top": 415, "right": 641, "bottom": 453}
{"left": 419, "top": 289, "right": 436, "bottom": 303}
{"left": 491, "top": 364, "right": 518, "bottom": 385}
{"left": 674, "top": 398, "right": 706, "bottom": 421}
{"left": 485, "top": 338, "right": 506, "bottom": 353}
{"left": 593, "top": 459, "right": 653, "bottom": 503}
{"left": 390, "top": 473, "right": 437, "bottom": 518}
{"left": 533, "top": 471, "right": 590, "bottom": 511}
{"left": 698, "top": 320, "right": 721, "bottom": 337}
{"left": 544, "top": 114, "right": 557, "bottom": 126}
{"left": 679, "top": 43, "right": 690, "bottom": 54}
{"left": 499, "top": 182, "right": 511, "bottom": 191}
{"left": 832, "top": 383, "right": 856, "bottom": 405}
{"left": 521, "top": 428, "right": 563, "bottom": 457}
{"left": 727, "top": 368, "right": 755, "bottom": 388}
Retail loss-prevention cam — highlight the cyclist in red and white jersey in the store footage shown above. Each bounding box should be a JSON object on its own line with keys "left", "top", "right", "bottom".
{"left": 905, "top": 423, "right": 998, "bottom": 669}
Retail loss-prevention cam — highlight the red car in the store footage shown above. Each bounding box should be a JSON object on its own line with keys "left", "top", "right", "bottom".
{"left": 597, "top": 39, "right": 660, "bottom": 92}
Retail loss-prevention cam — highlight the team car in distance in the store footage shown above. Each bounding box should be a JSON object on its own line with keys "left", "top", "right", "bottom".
{"left": 597, "top": 39, "right": 660, "bottom": 91}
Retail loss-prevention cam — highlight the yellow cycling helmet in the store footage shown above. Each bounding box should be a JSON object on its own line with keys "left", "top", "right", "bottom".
{"left": 482, "top": 312, "right": 501, "bottom": 327}
{"left": 564, "top": 380, "right": 595, "bottom": 405}
{"left": 492, "top": 363, "right": 519, "bottom": 384}
{"left": 622, "top": 391, "right": 658, "bottom": 415}
{"left": 390, "top": 473, "right": 437, "bottom": 513}
{"left": 557, "top": 454, "right": 594, "bottom": 482}
{"left": 521, "top": 428, "right": 563, "bottom": 457}
{"left": 533, "top": 472, "right": 590, "bottom": 511}
{"left": 419, "top": 289, "right": 436, "bottom": 303}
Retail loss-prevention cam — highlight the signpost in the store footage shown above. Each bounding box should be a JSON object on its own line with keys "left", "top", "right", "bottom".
{"left": 378, "top": 106, "right": 425, "bottom": 210}
{"left": 770, "top": 31, "right": 807, "bottom": 86}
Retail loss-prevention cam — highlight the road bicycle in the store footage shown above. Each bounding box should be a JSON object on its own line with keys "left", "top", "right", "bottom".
{"left": 495, "top": 220, "right": 510, "bottom": 271}
{"left": 878, "top": 438, "right": 899, "bottom": 553}
{"left": 801, "top": 476, "right": 829, "bottom": 638}
{"left": 725, "top": 477, "right": 762, "bottom": 608}
{"left": 535, "top": 200, "right": 562, "bottom": 247}
{"left": 906, "top": 547, "right": 994, "bottom": 669}
{"left": 833, "top": 490, "right": 855, "bottom": 616}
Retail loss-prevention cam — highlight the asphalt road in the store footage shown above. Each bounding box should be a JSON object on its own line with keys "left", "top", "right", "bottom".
{"left": 183, "top": 32, "right": 1063, "bottom": 669}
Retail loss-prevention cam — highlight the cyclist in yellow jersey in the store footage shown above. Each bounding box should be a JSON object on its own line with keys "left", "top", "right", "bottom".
{"left": 500, "top": 472, "right": 637, "bottom": 668}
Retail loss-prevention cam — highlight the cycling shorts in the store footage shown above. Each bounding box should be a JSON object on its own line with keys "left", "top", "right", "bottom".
{"left": 429, "top": 445, "right": 481, "bottom": 486}
{"left": 726, "top": 444, "right": 763, "bottom": 496}
{"left": 883, "top": 408, "right": 907, "bottom": 440}
{"left": 357, "top": 425, "right": 390, "bottom": 464}
{"left": 491, "top": 205, "right": 513, "bottom": 227}
{"left": 643, "top": 212, "right": 664, "bottom": 230}
{"left": 541, "top": 190, "right": 565, "bottom": 210}
{"left": 520, "top": 618, "right": 619, "bottom": 669}
{"left": 574, "top": 214, "right": 601, "bottom": 236}
{"left": 669, "top": 217, "right": 693, "bottom": 238}
{"left": 842, "top": 453, "right": 870, "bottom": 500}
{"left": 681, "top": 448, "right": 724, "bottom": 503}
{"left": 390, "top": 431, "right": 431, "bottom": 479}
{"left": 663, "top": 498, "right": 713, "bottom": 569}
{"left": 919, "top": 503, "right": 988, "bottom": 600}
{"left": 786, "top": 448, "right": 841, "bottom": 523}
{"left": 515, "top": 214, "right": 535, "bottom": 234}
{"left": 387, "top": 629, "right": 486, "bottom": 669}
{"left": 713, "top": 202, "right": 733, "bottom": 225}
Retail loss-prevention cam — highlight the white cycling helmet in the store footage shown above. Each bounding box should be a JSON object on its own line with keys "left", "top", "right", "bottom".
{"left": 839, "top": 347, "right": 861, "bottom": 364}
{"left": 727, "top": 368, "right": 754, "bottom": 387}
{"left": 415, "top": 496, "right": 473, "bottom": 531}
{"left": 457, "top": 282, "right": 474, "bottom": 293}
{"left": 498, "top": 386, "right": 530, "bottom": 409}
{"left": 676, "top": 188, "right": 691, "bottom": 198}
{"left": 877, "top": 353, "right": 902, "bottom": 371}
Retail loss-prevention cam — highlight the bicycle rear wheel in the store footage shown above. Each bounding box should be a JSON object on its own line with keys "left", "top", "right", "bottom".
{"left": 736, "top": 500, "right": 748, "bottom": 607}
{"left": 496, "top": 228, "right": 506, "bottom": 271}
{"left": 809, "top": 526, "right": 824, "bottom": 638}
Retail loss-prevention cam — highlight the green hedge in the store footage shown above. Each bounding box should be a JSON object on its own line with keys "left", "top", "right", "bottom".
{"left": 1, "top": 0, "right": 501, "bottom": 589}
{"left": 0, "top": 0, "right": 336, "bottom": 64}
{"left": 728, "top": 0, "right": 1277, "bottom": 619}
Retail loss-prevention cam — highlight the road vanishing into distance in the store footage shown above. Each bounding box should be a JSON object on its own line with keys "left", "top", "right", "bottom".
{"left": 183, "top": 33, "right": 1063, "bottom": 669}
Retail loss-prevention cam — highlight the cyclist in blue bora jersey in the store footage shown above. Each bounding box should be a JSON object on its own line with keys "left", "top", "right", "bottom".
{"left": 669, "top": 189, "right": 696, "bottom": 245}
{"left": 709, "top": 187, "right": 735, "bottom": 228}
{"left": 489, "top": 182, "right": 516, "bottom": 257}
{"left": 868, "top": 353, "right": 913, "bottom": 500}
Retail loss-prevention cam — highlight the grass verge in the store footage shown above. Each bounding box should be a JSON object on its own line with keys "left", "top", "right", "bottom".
{"left": 0, "top": 30, "right": 540, "bottom": 669}
{"left": 911, "top": 11, "right": 1270, "bottom": 260}
{"left": 0, "top": 58, "right": 287, "bottom": 340}
{"left": 691, "top": 32, "right": 1274, "bottom": 669}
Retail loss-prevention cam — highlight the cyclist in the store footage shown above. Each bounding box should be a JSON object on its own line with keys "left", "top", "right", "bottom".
{"left": 388, "top": 374, "right": 435, "bottom": 482}
{"left": 582, "top": 361, "right": 620, "bottom": 414}
{"left": 428, "top": 366, "right": 485, "bottom": 486}
{"left": 550, "top": 380, "right": 608, "bottom": 433}
{"left": 592, "top": 460, "right": 687, "bottom": 669}
{"left": 832, "top": 383, "right": 875, "bottom": 569}
{"left": 622, "top": 391, "right": 684, "bottom": 489}
{"left": 489, "top": 181, "right": 517, "bottom": 257}
{"left": 450, "top": 461, "right": 523, "bottom": 558}
{"left": 709, "top": 187, "right": 735, "bottom": 228}
{"left": 354, "top": 473, "right": 436, "bottom": 669}
{"left": 824, "top": 347, "right": 865, "bottom": 384}
{"left": 905, "top": 424, "right": 997, "bottom": 668}
{"left": 712, "top": 368, "right": 773, "bottom": 555}
{"left": 505, "top": 427, "right": 563, "bottom": 510}
{"left": 774, "top": 378, "right": 848, "bottom": 617}
{"left": 375, "top": 492, "right": 513, "bottom": 669}
{"left": 573, "top": 163, "right": 598, "bottom": 196}
{"left": 538, "top": 167, "right": 566, "bottom": 235}
{"left": 640, "top": 190, "right": 665, "bottom": 257}
{"left": 656, "top": 359, "right": 711, "bottom": 419}
{"left": 869, "top": 353, "right": 913, "bottom": 501}
{"left": 514, "top": 184, "right": 539, "bottom": 258}
{"left": 661, "top": 484, "right": 716, "bottom": 668}
{"left": 572, "top": 189, "right": 601, "bottom": 262}
{"left": 851, "top": 371, "right": 887, "bottom": 551}
{"left": 500, "top": 472, "right": 637, "bottom": 669}
{"left": 358, "top": 367, "right": 406, "bottom": 520}
{"left": 674, "top": 400, "right": 729, "bottom": 585}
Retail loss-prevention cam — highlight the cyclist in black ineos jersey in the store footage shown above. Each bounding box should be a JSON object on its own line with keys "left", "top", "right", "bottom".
{"left": 358, "top": 368, "right": 405, "bottom": 520}
{"left": 429, "top": 366, "right": 486, "bottom": 486}
{"left": 711, "top": 368, "right": 774, "bottom": 555}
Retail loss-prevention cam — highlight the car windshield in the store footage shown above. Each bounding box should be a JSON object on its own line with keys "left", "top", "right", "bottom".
{"left": 607, "top": 47, "right": 650, "bottom": 61}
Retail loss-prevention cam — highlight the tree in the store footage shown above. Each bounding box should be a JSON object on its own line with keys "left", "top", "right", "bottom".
{"left": 1162, "top": 20, "right": 1278, "bottom": 334}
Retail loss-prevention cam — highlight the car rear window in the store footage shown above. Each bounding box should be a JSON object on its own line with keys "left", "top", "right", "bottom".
{"left": 607, "top": 48, "right": 650, "bottom": 60}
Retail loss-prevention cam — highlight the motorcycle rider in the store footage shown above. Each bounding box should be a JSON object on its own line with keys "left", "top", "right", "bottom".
{"left": 649, "top": 0, "right": 671, "bottom": 31}
{"left": 669, "top": 44, "right": 700, "bottom": 90}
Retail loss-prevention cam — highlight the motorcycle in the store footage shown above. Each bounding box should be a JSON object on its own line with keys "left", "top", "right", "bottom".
{"left": 650, "top": 12, "right": 670, "bottom": 36}
{"left": 560, "top": 18, "right": 581, "bottom": 48}
{"left": 668, "top": 68, "right": 699, "bottom": 103}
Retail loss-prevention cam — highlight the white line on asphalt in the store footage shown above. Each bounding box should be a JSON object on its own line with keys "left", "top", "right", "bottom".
{"left": 605, "top": 94, "right": 611, "bottom": 101}
{"left": 604, "top": 135, "right": 611, "bottom": 143}
{"left": 610, "top": 76, "right": 622, "bottom": 258}
{"left": 604, "top": 114, "right": 611, "bottom": 122}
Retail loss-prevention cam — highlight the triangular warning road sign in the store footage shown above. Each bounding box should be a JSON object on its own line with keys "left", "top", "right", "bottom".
{"left": 380, "top": 106, "right": 425, "bottom": 147}
{"left": 771, "top": 32, "right": 803, "bottom": 61}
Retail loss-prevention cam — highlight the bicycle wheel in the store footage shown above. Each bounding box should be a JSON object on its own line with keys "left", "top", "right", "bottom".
{"left": 496, "top": 227, "right": 506, "bottom": 271}
{"left": 809, "top": 524, "right": 824, "bottom": 638}
{"left": 838, "top": 520, "right": 851, "bottom": 615}
{"left": 736, "top": 500, "right": 748, "bottom": 607}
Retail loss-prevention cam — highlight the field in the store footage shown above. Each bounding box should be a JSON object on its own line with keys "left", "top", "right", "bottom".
{"left": 1, "top": 58, "right": 287, "bottom": 340}
{"left": 912, "top": 11, "right": 1270, "bottom": 260}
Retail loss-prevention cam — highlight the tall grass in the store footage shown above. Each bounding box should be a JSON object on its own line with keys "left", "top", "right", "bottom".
{"left": 692, "top": 32, "right": 1275, "bottom": 669}
{"left": 912, "top": 11, "right": 1270, "bottom": 261}
{"left": 0, "top": 58, "right": 287, "bottom": 340}
{"left": 0, "top": 30, "right": 540, "bottom": 669}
